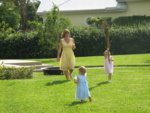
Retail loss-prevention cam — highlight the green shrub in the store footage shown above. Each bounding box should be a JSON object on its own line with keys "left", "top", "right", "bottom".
{"left": 0, "top": 30, "right": 42, "bottom": 58}
{"left": 0, "top": 21, "right": 150, "bottom": 58}
{"left": 0, "top": 28, "right": 59, "bottom": 58}
{"left": 70, "top": 26, "right": 105, "bottom": 56}
{"left": 70, "top": 24, "right": 150, "bottom": 56}
{"left": 112, "top": 15, "right": 150, "bottom": 26}
{"left": 0, "top": 21, "right": 14, "bottom": 40}
{"left": 27, "top": 20, "right": 42, "bottom": 30}
{"left": 0, "top": 2, "right": 20, "bottom": 29}
{"left": 86, "top": 17, "right": 111, "bottom": 29}
{"left": 109, "top": 24, "right": 150, "bottom": 54}
{"left": 0, "top": 65, "right": 35, "bottom": 80}
{"left": 38, "top": 4, "right": 72, "bottom": 56}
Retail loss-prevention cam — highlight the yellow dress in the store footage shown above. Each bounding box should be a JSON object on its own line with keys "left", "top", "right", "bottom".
{"left": 60, "top": 38, "right": 75, "bottom": 70}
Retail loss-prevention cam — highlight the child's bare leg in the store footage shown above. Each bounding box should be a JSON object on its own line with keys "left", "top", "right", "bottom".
{"left": 89, "top": 97, "right": 92, "bottom": 102}
{"left": 108, "top": 73, "right": 112, "bottom": 82}
{"left": 81, "top": 100, "right": 84, "bottom": 103}
{"left": 69, "top": 69, "right": 73, "bottom": 79}
{"left": 63, "top": 70, "right": 69, "bottom": 80}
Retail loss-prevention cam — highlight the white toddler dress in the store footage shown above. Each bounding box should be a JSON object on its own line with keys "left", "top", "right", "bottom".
{"left": 104, "top": 56, "right": 114, "bottom": 74}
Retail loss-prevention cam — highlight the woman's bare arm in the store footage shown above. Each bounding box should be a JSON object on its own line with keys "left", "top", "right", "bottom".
{"left": 72, "top": 38, "right": 76, "bottom": 50}
{"left": 57, "top": 40, "right": 62, "bottom": 61}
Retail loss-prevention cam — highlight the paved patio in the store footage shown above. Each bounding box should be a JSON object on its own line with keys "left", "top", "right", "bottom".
{"left": 0, "top": 60, "right": 53, "bottom": 72}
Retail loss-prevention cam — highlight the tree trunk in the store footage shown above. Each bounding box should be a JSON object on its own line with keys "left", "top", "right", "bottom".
{"left": 13, "top": 0, "right": 29, "bottom": 31}
{"left": 102, "top": 20, "right": 110, "bottom": 48}
{"left": 20, "top": 6, "right": 27, "bottom": 31}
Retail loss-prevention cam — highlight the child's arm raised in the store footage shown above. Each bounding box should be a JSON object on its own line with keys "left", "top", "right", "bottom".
{"left": 111, "top": 56, "right": 114, "bottom": 61}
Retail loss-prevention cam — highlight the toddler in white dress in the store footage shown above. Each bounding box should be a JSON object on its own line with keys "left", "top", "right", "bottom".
{"left": 104, "top": 48, "right": 114, "bottom": 82}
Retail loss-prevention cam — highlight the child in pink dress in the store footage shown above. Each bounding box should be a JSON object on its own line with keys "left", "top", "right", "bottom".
{"left": 104, "top": 48, "right": 114, "bottom": 82}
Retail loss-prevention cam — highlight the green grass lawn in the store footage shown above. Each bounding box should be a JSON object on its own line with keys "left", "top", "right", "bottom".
{"left": 22, "top": 53, "right": 150, "bottom": 67}
{"left": 0, "top": 67, "right": 150, "bottom": 113}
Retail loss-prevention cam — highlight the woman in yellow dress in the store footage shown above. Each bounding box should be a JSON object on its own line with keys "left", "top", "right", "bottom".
{"left": 57, "top": 29, "right": 76, "bottom": 80}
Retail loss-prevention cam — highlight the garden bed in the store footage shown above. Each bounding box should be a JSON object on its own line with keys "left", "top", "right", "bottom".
{"left": 42, "top": 67, "right": 63, "bottom": 75}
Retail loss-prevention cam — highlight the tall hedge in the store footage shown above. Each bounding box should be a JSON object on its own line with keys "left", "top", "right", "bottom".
{"left": 0, "top": 25, "right": 150, "bottom": 59}
{"left": 70, "top": 26, "right": 105, "bottom": 56}
{"left": 0, "top": 32, "right": 57, "bottom": 59}
{"left": 108, "top": 26, "right": 150, "bottom": 55}
{"left": 70, "top": 25, "right": 150, "bottom": 56}
{"left": 112, "top": 15, "right": 150, "bottom": 26}
{"left": 0, "top": 32, "right": 40, "bottom": 58}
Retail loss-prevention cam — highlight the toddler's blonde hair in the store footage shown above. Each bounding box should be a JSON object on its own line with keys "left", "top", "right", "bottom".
{"left": 79, "top": 66, "right": 86, "bottom": 75}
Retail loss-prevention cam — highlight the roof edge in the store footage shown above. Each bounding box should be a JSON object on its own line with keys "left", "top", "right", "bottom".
{"left": 37, "top": 8, "right": 127, "bottom": 16}
{"left": 37, "top": 3, "right": 127, "bottom": 15}
{"left": 61, "top": 8, "right": 127, "bottom": 15}
{"left": 117, "top": 0, "right": 149, "bottom": 2}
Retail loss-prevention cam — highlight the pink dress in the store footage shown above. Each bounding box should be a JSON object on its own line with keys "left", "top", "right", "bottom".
{"left": 104, "top": 56, "right": 114, "bottom": 74}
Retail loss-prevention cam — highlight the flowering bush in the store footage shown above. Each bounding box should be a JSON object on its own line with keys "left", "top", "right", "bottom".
{"left": 0, "top": 62, "right": 35, "bottom": 80}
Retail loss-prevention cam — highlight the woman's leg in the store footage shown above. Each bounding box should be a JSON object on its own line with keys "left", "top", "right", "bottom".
{"left": 63, "top": 70, "right": 69, "bottom": 80}
{"left": 69, "top": 69, "right": 73, "bottom": 79}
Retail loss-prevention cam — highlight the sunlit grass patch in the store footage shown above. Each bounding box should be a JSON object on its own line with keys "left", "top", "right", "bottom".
{"left": 0, "top": 67, "right": 149, "bottom": 113}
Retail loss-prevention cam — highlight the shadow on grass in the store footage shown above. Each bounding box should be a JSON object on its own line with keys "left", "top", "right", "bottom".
{"left": 89, "top": 81, "right": 109, "bottom": 91}
{"left": 69, "top": 101, "right": 85, "bottom": 106}
{"left": 97, "top": 81, "right": 109, "bottom": 86}
{"left": 45, "top": 80, "right": 69, "bottom": 86}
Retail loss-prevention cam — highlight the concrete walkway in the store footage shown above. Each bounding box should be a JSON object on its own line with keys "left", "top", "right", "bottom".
{"left": 1, "top": 60, "right": 149, "bottom": 72}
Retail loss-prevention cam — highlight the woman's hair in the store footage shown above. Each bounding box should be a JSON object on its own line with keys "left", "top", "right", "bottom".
{"left": 79, "top": 66, "right": 86, "bottom": 75}
{"left": 61, "top": 29, "right": 70, "bottom": 37}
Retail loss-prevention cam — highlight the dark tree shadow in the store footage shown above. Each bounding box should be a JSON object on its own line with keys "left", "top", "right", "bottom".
{"left": 89, "top": 81, "right": 109, "bottom": 91}
{"left": 45, "top": 80, "right": 69, "bottom": 86}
